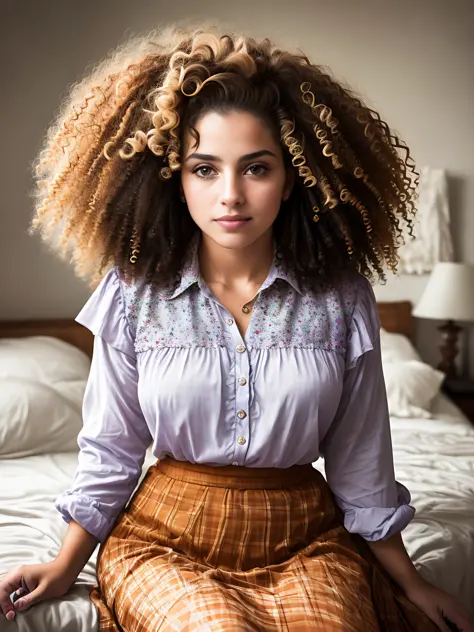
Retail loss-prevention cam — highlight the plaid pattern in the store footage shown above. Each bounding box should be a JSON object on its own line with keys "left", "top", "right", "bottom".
{"left": 89, "top": 458, "right": 438, "bottom": 631}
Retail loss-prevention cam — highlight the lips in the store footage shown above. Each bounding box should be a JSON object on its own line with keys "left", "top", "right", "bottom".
{"left": 215, "top": 217, "right": 251, "bottom": 230}
{"left": 215, "top": 217, "right": 250, "bottom": 221}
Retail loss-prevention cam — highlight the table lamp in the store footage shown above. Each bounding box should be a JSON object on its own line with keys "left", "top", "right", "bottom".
{"left": 413, "top": 262, "right": 474, "bottom": 377}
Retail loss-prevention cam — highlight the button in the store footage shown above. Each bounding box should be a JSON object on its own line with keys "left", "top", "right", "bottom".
{"left": 238, "top": 377, "right": 247, "bottom": 386}
{"left": 236, "top": 344, "right": 246, "bottom": 353}
{"left": 237, "top": 409, "right": 247, "bottom": 419}
{"left": 226, "top": 318, "right": 234, "bottom": 325}
{"left": 242, "top": 306, "right": 250, "bottom": 314}
{"left": 237, "top": 436, "right": 247, "bottom": 445}
{"left": 232, "top": 461, "right": 239, "bottom": 466}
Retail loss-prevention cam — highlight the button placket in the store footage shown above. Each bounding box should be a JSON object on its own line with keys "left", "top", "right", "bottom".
{"left": 219, "top": 305, "right": 251, "bottom": 466}
{"left": 232, "top": 327, "right": 250, "bottom": 465}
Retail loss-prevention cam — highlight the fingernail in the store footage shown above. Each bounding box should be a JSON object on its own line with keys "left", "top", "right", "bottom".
{"left": 6, "top": 610, "right": 15, "bottom": 621}
{"left": 15, "top": 599, "right": 25, "bottom": 610}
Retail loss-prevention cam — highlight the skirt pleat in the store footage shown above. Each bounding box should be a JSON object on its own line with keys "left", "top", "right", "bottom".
{"left": 88, "top": 458, "right": 439, "bottom": 631}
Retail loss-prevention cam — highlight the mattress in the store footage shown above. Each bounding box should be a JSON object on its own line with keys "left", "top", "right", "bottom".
{"left": 1, "top": 393, "right": 473, "bottom": 631}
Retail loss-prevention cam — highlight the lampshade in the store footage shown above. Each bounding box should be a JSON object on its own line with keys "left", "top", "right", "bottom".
{"left": 413, "top": 262, "right": 474, "bottom": 321}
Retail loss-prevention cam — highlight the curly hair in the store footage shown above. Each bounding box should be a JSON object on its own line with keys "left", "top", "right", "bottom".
{"left": 29, "top": 24, "right": 419, "bottom": 290}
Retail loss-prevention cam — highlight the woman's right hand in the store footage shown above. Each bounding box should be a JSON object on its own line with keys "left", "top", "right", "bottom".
{"left": 0, "top": 560, "right": 75, "bottom": 621}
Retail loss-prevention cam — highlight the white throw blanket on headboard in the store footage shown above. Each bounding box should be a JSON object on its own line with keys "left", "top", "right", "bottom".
{"left": 397, "top": 166, "right": 453, "bottom": 274}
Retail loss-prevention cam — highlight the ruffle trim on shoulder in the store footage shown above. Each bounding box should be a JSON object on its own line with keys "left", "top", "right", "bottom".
{"left": 346, "top": 275, "right": 381, "bottom": 371}
{"left": 75, "top": 267, "right": 135, "bottom": 357}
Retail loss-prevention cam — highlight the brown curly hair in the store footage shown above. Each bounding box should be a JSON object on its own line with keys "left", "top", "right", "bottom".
{"left": 29, "top": 24, "right": 418, "bottom": 290}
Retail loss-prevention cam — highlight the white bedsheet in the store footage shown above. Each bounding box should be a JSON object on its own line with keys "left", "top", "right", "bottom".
{"left": 1, "top": 394, "right": 473, "bottom": 630}
{"left": 393, "top": 396, "right": 474, "bottom": 617}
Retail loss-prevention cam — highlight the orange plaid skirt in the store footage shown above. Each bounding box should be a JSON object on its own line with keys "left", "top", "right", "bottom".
{"left": 89, "top": 457, "right": 438, "bottom": 631}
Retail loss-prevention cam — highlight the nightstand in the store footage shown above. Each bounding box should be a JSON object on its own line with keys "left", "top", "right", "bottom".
{"left": 442, "top": 378, "right": 474, "bottom": 424}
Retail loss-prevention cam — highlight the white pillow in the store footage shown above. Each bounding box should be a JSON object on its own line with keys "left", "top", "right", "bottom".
{"left": 383, "top": 360, "right": 445, "bottom": 419}
{"left": 380, "top": 328, "right": 421, "bottom": 363}
{"left": 0, "top": 336, "right": 90, "bottom": 458}
{"left": 0, "top": 336, "right": 90, "bottom": 382}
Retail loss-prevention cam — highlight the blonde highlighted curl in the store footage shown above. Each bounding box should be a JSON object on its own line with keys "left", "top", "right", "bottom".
{"left": 29, "top": 24, "right": 419, "bottom": 289}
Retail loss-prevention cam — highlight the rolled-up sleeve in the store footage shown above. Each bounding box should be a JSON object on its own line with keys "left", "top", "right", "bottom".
{"left": 320, "top": 276, "right": 415, "bottom": 542}
{"left": 55, "top": 268, "right": 152, "bottom": 542}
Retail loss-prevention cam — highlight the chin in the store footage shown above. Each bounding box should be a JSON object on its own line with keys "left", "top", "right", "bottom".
{"left": 206, "top": 228, "right": 267, "bottom": 250}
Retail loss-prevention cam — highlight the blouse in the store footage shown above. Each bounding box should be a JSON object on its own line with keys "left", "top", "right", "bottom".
{"left": 55, "top": 234, "right": 415, "bottom": 543}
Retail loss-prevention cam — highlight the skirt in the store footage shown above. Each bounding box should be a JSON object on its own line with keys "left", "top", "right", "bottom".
{"left": 89, "top": 457, "right": 439, "bottom": 631}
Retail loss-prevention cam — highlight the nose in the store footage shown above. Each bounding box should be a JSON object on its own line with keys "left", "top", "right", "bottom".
{"left": 220, "top": 170, "right": 245, "bottom": 207}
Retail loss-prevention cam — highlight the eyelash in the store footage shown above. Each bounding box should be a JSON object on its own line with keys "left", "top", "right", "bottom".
{"left": 192, "top": 164, "right": 269, "bottom": 179}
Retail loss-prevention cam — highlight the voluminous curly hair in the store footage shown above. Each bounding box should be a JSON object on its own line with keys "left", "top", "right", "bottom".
{"left": 29, "top": 24, "right": 418, "bottom": 290}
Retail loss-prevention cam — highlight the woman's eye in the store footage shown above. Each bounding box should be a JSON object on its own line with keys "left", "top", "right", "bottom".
{"left": 194, "top": 165, "right": 214, "bottom": 178}
{"left": 193, "top": 164, "right": 269, "bottom": 178}
{"left": 246, "top": 164, "right": 268, "bottom": 176}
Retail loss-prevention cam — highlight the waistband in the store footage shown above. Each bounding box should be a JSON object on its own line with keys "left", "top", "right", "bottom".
{"left": 155, "top": 457, "right": 318, "bottom": 489}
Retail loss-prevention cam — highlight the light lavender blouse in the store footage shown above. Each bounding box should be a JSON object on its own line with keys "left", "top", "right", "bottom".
{"left": 55, "top": 235, "right": 415, "bottom": 543}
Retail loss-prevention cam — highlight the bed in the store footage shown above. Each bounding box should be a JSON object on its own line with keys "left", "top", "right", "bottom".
{"left": 0, "top": 302, "right": 473, "bottom": 631}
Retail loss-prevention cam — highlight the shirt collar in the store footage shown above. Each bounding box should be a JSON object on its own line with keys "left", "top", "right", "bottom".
{"left": 165, "top": 233, "right": 303, "bottom": 300}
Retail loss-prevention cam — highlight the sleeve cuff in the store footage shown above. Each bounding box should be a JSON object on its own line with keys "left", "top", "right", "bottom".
{"left": 342, "top": 482, "right": 416, "bottom": 541}
{"left": 55, "top": 490, "right": 116, "bottom": 543}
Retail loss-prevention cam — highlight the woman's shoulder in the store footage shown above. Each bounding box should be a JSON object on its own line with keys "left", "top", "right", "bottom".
{"left": 76, "top": 266, "right": 140, "bottom": 355}
{"left": 338, "top": 270, "right": 375, "bottom": 316}
{"left": 304, "top": 269, "right": 375, "bottom": 323}
{"left": 76, "top": 265, "right": 170, "bottom": 352}
{"left": 81, "top": 266, "right": 152, "bottom": 319}
{"left": 329, "top": 271, "right": 380, "bottom": 369}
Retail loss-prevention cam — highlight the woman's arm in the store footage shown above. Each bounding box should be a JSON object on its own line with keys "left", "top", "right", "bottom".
{"left": 319, "top": 278, "right": 472, "bottom": 630}
{"left": 368, "top": 534, "right": 473, "bottom": 632}
{"left": 366, "top": 532, "right": 423, "bottom": 591}
{"left": 55, "top": 335, "right": 153, "bottom": 542}
{"left": 0, "top": 520, "right": 99, "bottom": 619}
{"left": 55, "top": 520, "right": 99, "bottom": 583}
{"left": 320, "top": 328, "right": 415, "bottom": 542}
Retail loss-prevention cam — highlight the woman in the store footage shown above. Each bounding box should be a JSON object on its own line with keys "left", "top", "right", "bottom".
{"left": 0, "top": 25, "right": 471, "bottom": 632}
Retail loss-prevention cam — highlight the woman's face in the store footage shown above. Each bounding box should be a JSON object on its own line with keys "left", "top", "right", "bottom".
{"left": 180, "top": 110, "right": 294, "bottom": 250}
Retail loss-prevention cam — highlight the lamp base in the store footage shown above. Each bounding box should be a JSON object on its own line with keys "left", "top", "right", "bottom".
{"left": 437, "top": 320, "right": 462, "bottom": 377}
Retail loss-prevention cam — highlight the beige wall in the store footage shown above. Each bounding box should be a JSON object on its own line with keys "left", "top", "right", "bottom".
{"left": 1, "top": 0, "right": 473, "bottom": 373}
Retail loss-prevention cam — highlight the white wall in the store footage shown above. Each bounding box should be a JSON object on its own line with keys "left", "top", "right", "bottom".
{"left": 1, "top": 0, "right": 473, "bottom": 373}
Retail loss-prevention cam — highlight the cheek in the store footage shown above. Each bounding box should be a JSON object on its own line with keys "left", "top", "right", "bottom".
{"left": 181, "top": 173, "right": 199, "bottom": 196}
{"left": 255, "top": 183, "right": 285, "bottom": 214}
{"left": 182, "top": 179, "right": 218, "bottom": 216}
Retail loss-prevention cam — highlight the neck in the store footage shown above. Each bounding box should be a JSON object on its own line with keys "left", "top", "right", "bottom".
{"left": 198, "top": 232, "right": 274, "bottom": 292}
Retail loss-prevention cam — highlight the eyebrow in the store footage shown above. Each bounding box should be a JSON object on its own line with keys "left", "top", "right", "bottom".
{"left": 183, "top": 150, "right": 277, "bottom": 163}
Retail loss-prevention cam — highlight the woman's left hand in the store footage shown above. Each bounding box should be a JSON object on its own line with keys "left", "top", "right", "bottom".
{"left": 404, "top": 577, "right": 473, "bottom": 632}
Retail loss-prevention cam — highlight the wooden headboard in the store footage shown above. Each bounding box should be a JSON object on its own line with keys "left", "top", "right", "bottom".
{"left": 377, "top": 300, "right": 413, "bottom": 341}
{"left": 0, "top": 318, "right": 94, "bottom": 358}
{"left": 0, "top": 301, "right": 413, "bottom": 357}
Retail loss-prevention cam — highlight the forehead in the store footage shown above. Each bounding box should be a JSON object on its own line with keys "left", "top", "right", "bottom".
{"left": 182, "top": 110, "right": 279, "bottom": 155}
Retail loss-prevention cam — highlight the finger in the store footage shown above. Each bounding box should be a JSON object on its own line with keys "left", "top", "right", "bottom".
{"left": 0, "top": 570, "right": 24, "bottom": 619}
{"left": 454, "top": 611, "right": 473, "bottom": 632}
{"left": 12, "top": 587, "right": 28, "bottom": 604}
{"left": 433, "top": 617, "right": 453, "bottom": 632}
{"left": 14, "top": 585, "right": 46, "bottom": 612}
{"left": 449, "top": 615, "right": 474, "bottom": 632}
{"left": 441, "top": 606, "right": 473, "bottom": 632}
{"left": 12, "top": 576, "right": 30, "bottom": 605}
